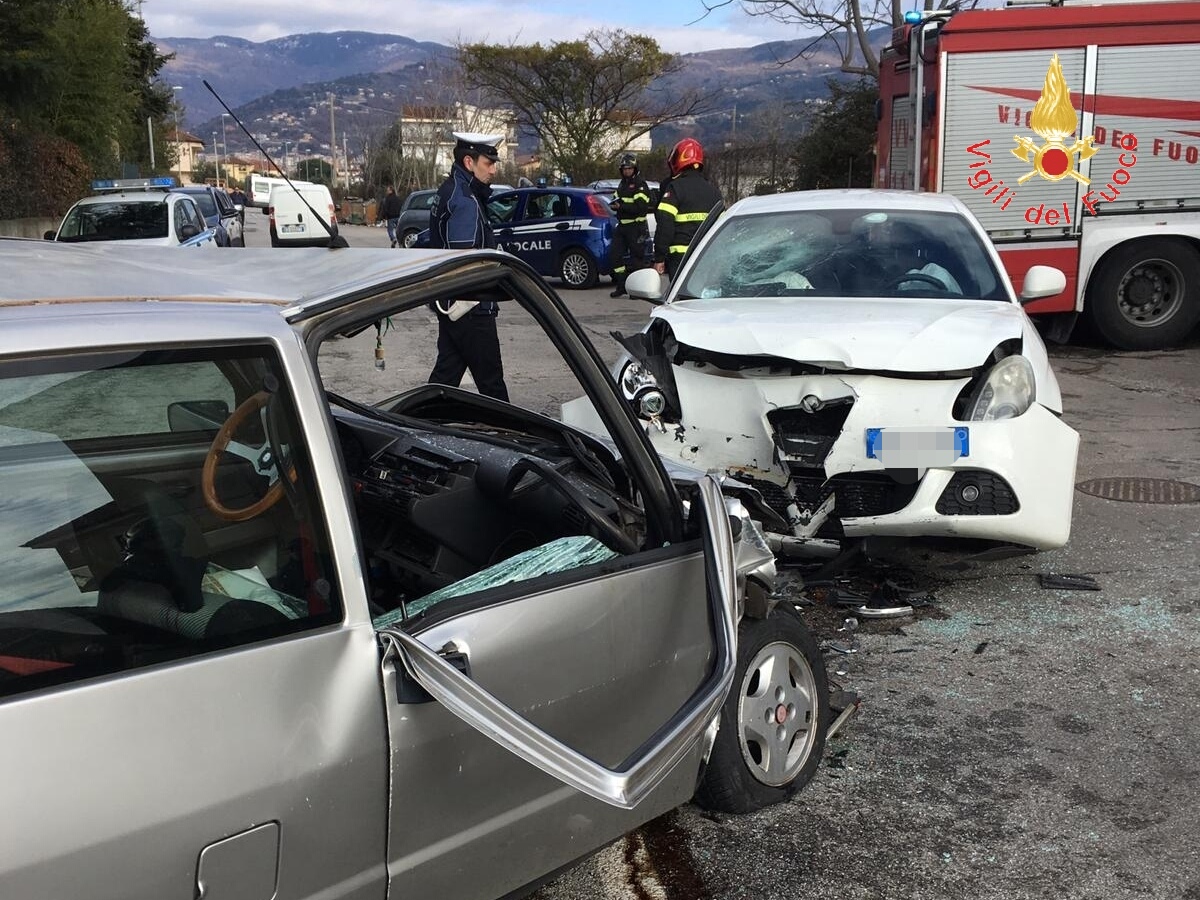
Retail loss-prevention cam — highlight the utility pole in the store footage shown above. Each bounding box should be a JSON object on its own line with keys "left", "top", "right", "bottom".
{"left": 328, "top": 92, "right": 337, "bottom": 188}
{"left": 343, "top": 135, "right": 350, "bottom": 191}
{"left": 172, "top": 86, "right": 183, "bottom": 182}
{"left": 147, "top": 117, "right": 156, "bottom": 170}
{"left": 213, "top": 132, "right": 221, "bottom": 186}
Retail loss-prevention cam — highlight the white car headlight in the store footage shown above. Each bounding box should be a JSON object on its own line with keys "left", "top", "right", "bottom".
{"left": 968, "top": 355, "right": 1035, "bottom": 421}
{"left": 618, "top": 361, "right": 676, "bottom": 421}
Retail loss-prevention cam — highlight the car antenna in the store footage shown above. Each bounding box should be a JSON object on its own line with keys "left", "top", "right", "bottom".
{"left": 202, "top": 80, "right": 348, "bottom": 248}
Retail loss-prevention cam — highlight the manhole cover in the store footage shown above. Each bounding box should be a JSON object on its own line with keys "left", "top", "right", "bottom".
{"left": 1076, "top": 477, "right": 1200, "bottom": 504}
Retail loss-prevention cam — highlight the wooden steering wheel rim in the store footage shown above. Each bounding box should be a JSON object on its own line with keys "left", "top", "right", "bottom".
{"left": 202, "top": 391, "right": 285, "bottom": 522}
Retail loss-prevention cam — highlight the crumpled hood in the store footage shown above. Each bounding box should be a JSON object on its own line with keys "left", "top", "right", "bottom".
{"left": 653, "top": 297, "right": 1025, "bottom": 372}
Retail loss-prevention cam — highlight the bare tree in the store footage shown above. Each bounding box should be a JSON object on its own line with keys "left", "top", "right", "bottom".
{"left": 699, "top": 0, "right": 966, "bottom": 77}
{"left": 458, "top": 29, "right": 711, "bottom": 177}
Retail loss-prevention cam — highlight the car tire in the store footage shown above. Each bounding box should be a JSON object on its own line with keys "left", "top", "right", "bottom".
{"left": 560, "top": 248, "right": 598, "bottom": 289}
{"left": 401, "top": 229, "right": 420, "bottom": 248}
{"left": 1086, "top": 238, "right": 1200, "bottom": 350}
{"left": 695, "top": 604, "right": 830, "bottom": 814}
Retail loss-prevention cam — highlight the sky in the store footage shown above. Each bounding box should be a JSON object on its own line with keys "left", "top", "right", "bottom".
{"left": 138, "top": 0, "right": 793, "bottom": 54}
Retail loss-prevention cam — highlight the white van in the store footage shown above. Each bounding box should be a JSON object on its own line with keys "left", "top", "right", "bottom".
{"left": 250, "top": 174, "right": 310, "bottom": 210}
{"left": 268, "top": 182, "right": 338, "bottom": 247}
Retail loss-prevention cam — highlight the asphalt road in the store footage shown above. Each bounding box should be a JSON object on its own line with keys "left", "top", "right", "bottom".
{"left": 247, "top": 215, "right": 1200, "bottom": 900}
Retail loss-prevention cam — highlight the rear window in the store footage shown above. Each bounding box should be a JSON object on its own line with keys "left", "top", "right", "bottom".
{"left": 57, "top": 201, "right": 168, "bottom": 242}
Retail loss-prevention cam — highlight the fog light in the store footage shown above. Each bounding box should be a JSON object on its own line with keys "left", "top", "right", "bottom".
{"left": 958, "top": 483, "right": 981, "bottom": 504}
{"left": 639, "top": 390, "right": 666, "bottom": 418}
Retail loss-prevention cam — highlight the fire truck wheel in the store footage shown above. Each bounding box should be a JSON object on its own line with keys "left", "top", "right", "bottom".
{"left": 1087, "top": 238, "right": 1200, "bottom": 350}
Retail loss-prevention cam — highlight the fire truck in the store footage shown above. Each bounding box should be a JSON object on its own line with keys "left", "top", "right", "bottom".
{"left": 875, "top": 0, "right": 1200, "bottom": 349}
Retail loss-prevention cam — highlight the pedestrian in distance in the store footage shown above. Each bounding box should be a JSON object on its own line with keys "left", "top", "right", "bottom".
{"left": 425, "top": 132, "right": 510, "bottom": 403}
{"left": 380, "top": 185, "right": 403, "bottom": 247}
{"left": 607, "top": 153, "right": 652, "bottom": 298}
{"left": 654, "top": 138, "right": 723, "bottom": 281}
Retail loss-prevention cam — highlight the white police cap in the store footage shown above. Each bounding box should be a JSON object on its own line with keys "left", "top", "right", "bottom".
{"left": 452, "top": 132, "right": 503, "bottom": 160}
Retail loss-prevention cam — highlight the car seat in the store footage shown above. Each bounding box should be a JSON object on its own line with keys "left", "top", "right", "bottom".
{"left": 95, "top": 478, "right": 289, "bottom": 640}
{"left": 552, "top": 198, "right": 569, "bottom": 217}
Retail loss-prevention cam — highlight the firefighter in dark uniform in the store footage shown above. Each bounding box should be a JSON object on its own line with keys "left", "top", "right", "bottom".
{"left": 607, "top": 153, "right": 652, "bottom": 297}
{"left": 654, "top": 138, "right": 723, "bottom": 280}
{"left": 426, "top": 132, "right": 510, "bottom": 402}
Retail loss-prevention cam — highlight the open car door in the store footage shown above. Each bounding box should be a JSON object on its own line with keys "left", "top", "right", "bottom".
{"left": 375, "top": 475, "right": 736, "bottom": 898}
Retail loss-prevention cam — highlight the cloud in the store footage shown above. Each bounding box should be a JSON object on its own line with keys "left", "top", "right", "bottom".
{"left": 142, "top": 0, "right": 783, "bottom": 52}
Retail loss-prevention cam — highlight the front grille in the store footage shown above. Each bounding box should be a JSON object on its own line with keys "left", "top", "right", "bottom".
{"left": 787, "top": 469, "right": 920, "bottom": 519}
{"left": 767, "top": 400, "right": 853, "bottom": 467}
{"left": 936, "top": 471, "right": 1019, "bottom": 516}
{"left": 742, "top": 469, "right": 918, "bottom": 521}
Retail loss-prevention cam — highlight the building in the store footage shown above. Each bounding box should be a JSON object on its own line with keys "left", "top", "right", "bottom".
{"left": 168, "top": 128, "right": 206, "bottom": 183}
{"left": 397, "top": 103, "right": 517, "bottom": 182}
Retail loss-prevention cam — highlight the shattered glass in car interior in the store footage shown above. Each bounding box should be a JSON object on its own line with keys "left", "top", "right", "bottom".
{"left": 373, "top": 535, "right": 618, "bottom": 628}
{"left": 680, "top": 209, "right": 1006, "bottom": 301}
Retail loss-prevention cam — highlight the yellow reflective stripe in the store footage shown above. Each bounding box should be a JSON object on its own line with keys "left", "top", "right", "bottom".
{"left": 612, "top": 265, "right": 626, "bottom": 274}
{"left": 632, "top": 192, "right": 650, "bottom": 202}
{"left": 657, "top": 202, "right": 679, "bottom": 216}
{"left": 675, "top": 212, "right": 708, "bottom": 223}
{"left": 669, "top": 245, "right": 690, "bottom": 255}
{"left": 619, "top": 217, "right": 647, "bottom": 224}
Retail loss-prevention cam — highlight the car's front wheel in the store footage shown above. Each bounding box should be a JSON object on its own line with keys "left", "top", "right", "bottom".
{"left": 560, "top": 248, "right": 598, "bottom": 289}
{"left": 696, "top": 604, "right": 829, "bottom": 813}
{"left": 401, "top": 229, "right": 420, "bottom": 248}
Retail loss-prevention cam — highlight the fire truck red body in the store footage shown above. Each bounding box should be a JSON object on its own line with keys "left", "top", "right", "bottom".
{"left": 875, "top": 1, "right": 1200, "bottom": 348}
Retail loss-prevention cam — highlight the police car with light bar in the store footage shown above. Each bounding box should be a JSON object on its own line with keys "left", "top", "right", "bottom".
{"left": 44, "top": 177, "right": 218, "bottom": 249}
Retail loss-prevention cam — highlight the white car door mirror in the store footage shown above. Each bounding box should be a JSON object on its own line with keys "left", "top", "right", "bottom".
{"left": 1019, "top": 265, "right": 1066, "bottom": 304}
{"left": 625, "top": 268, "right": 665, "bottom": 305}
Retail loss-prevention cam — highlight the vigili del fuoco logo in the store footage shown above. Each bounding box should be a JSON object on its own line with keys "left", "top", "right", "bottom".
{"left": 964, "top": 54, "right": 1138, "bottom": 224}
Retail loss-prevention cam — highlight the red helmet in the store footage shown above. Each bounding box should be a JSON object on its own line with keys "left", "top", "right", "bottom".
{"left": 668, "top": 138, "right": 704, "bottom": 175}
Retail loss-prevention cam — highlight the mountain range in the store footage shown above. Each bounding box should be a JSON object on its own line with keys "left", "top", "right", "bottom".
{"left": 156, "top": 30, "right": 874, "bottom": 162}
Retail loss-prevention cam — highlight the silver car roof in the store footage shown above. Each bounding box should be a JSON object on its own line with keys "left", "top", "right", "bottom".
{"left": 0, "top": 243, "right": 496, "bottom": 315}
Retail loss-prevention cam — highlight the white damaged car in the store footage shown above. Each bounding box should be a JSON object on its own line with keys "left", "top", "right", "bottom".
{"left": 563, "top": 190, "right": 1080, "bottom": 550}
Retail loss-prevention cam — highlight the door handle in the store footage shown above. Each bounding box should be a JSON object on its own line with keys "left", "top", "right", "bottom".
{"left": 499, "top": 229, "right": 512, "bottom": 236}
{"left": 555, "top": 222, "right": 570, "bottom": 230}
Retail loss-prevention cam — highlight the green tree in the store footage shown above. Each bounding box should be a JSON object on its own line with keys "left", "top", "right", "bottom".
{"left": 458, "top": 30, "right": 709, "bottom": 177}
{"left": 293, "top": 157, "right": 333, "bottom": 185}
{"left": 788, "top": 79, "right": 877, "bottom": 190}
{"left": 0, "top": 0, "right": 67, "bottom": 118}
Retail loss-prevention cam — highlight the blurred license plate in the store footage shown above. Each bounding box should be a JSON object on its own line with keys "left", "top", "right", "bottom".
{"left": 865, "top": 427, "right": 969, "bottom": 467}
{"left": 281, "top": 224, "right": 305, "bottom": 234}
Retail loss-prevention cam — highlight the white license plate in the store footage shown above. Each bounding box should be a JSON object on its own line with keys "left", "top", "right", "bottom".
{"left": 865, "top": 427, "right": 969, "bottom": 467}
{"left": 280, "top": 224, "right": 305, "bottom": 234}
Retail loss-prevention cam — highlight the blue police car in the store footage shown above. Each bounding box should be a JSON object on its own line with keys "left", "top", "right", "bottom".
{"left": 488, "top": 187, "right": 615, "bottom": 289}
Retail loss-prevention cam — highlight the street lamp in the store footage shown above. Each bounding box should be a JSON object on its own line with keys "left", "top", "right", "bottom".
{"left": 171, "top": 85, "right": 183, "bottom": 183}
{"left": 283, "top": 141, "right": 291, "bottom": 177}
{"left": 221, "top": 113, "right": 230, "bottom": 185}
{"left": 212, "top": 131, "right": 221, "bottom": 187}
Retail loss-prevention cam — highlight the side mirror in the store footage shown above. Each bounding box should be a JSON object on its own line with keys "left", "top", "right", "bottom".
{"left": 180, "top": 223, "right": 201, "bottom": 240}
{"left": 43, "top": 230, "right": 56, "bottom": 241}
{"left": 1019, "top": 265, "right": 1067, "bottom": 304}
{"left": 234, "top": 204, "right": 244, "bottom": 212}
{"left": 625, "top": 268, "right": 666, "bottom": 305}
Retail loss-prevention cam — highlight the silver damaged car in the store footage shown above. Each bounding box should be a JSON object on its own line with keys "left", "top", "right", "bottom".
{"left": 0, "top": 242, "right": 829, "bottom": 899}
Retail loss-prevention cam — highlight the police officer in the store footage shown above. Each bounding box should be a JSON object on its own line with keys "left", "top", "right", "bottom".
{"left": 607, "top": 153, "right": 652, "bottom": 297}
{"left": 426, "top": 132, "right": 510, "bottom": 402}
{"left": 654, "top": 138, "right": 722, "bottom": 280}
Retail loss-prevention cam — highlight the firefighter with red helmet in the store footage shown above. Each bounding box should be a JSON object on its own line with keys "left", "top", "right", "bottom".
{"left": 654, "top": 138, "right": 722, "bottom": 279}
{"left": 607, "top": 153, "right": 653, "bottom": 297}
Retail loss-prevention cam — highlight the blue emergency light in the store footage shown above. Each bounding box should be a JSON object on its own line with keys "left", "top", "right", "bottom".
{"left": 90, "top": 176, "right": 177, "bottom": 191}
{"left": 904, "top": 9, "right": 923, "bottom": 23}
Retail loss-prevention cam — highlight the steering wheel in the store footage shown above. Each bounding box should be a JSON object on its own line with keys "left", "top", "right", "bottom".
{"left": 504, "top": 458, "right": 639, "bottom": 555}
{"left": 202, "top": 391, "right": 291, "bottom": 522}
{"left": 885, "top": 271, "right": 948, "bottom": 291}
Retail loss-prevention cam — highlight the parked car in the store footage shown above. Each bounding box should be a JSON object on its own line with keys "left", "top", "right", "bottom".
{"left": 44, "top": 178, "right": 217, "bottom": 249}
{"left": 249, "top": 173, "right": 310, "bottom": 210}
{"left": 0, "top": 241, "right": 829, "bottom": 898}
{"left": 563, "top": 189, "right": 1081, "bottom": 551}
{"left": 268, "top": 182, "right": 338, "bottom": 247}
{"left": 488, "top": 187, "right": 616, "bottom": 289}
{"left": 396, "top": 188, "right": 437, "bottom": 248}
{"left": 170, "top": 184, "right": 243, "bottom": 247}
